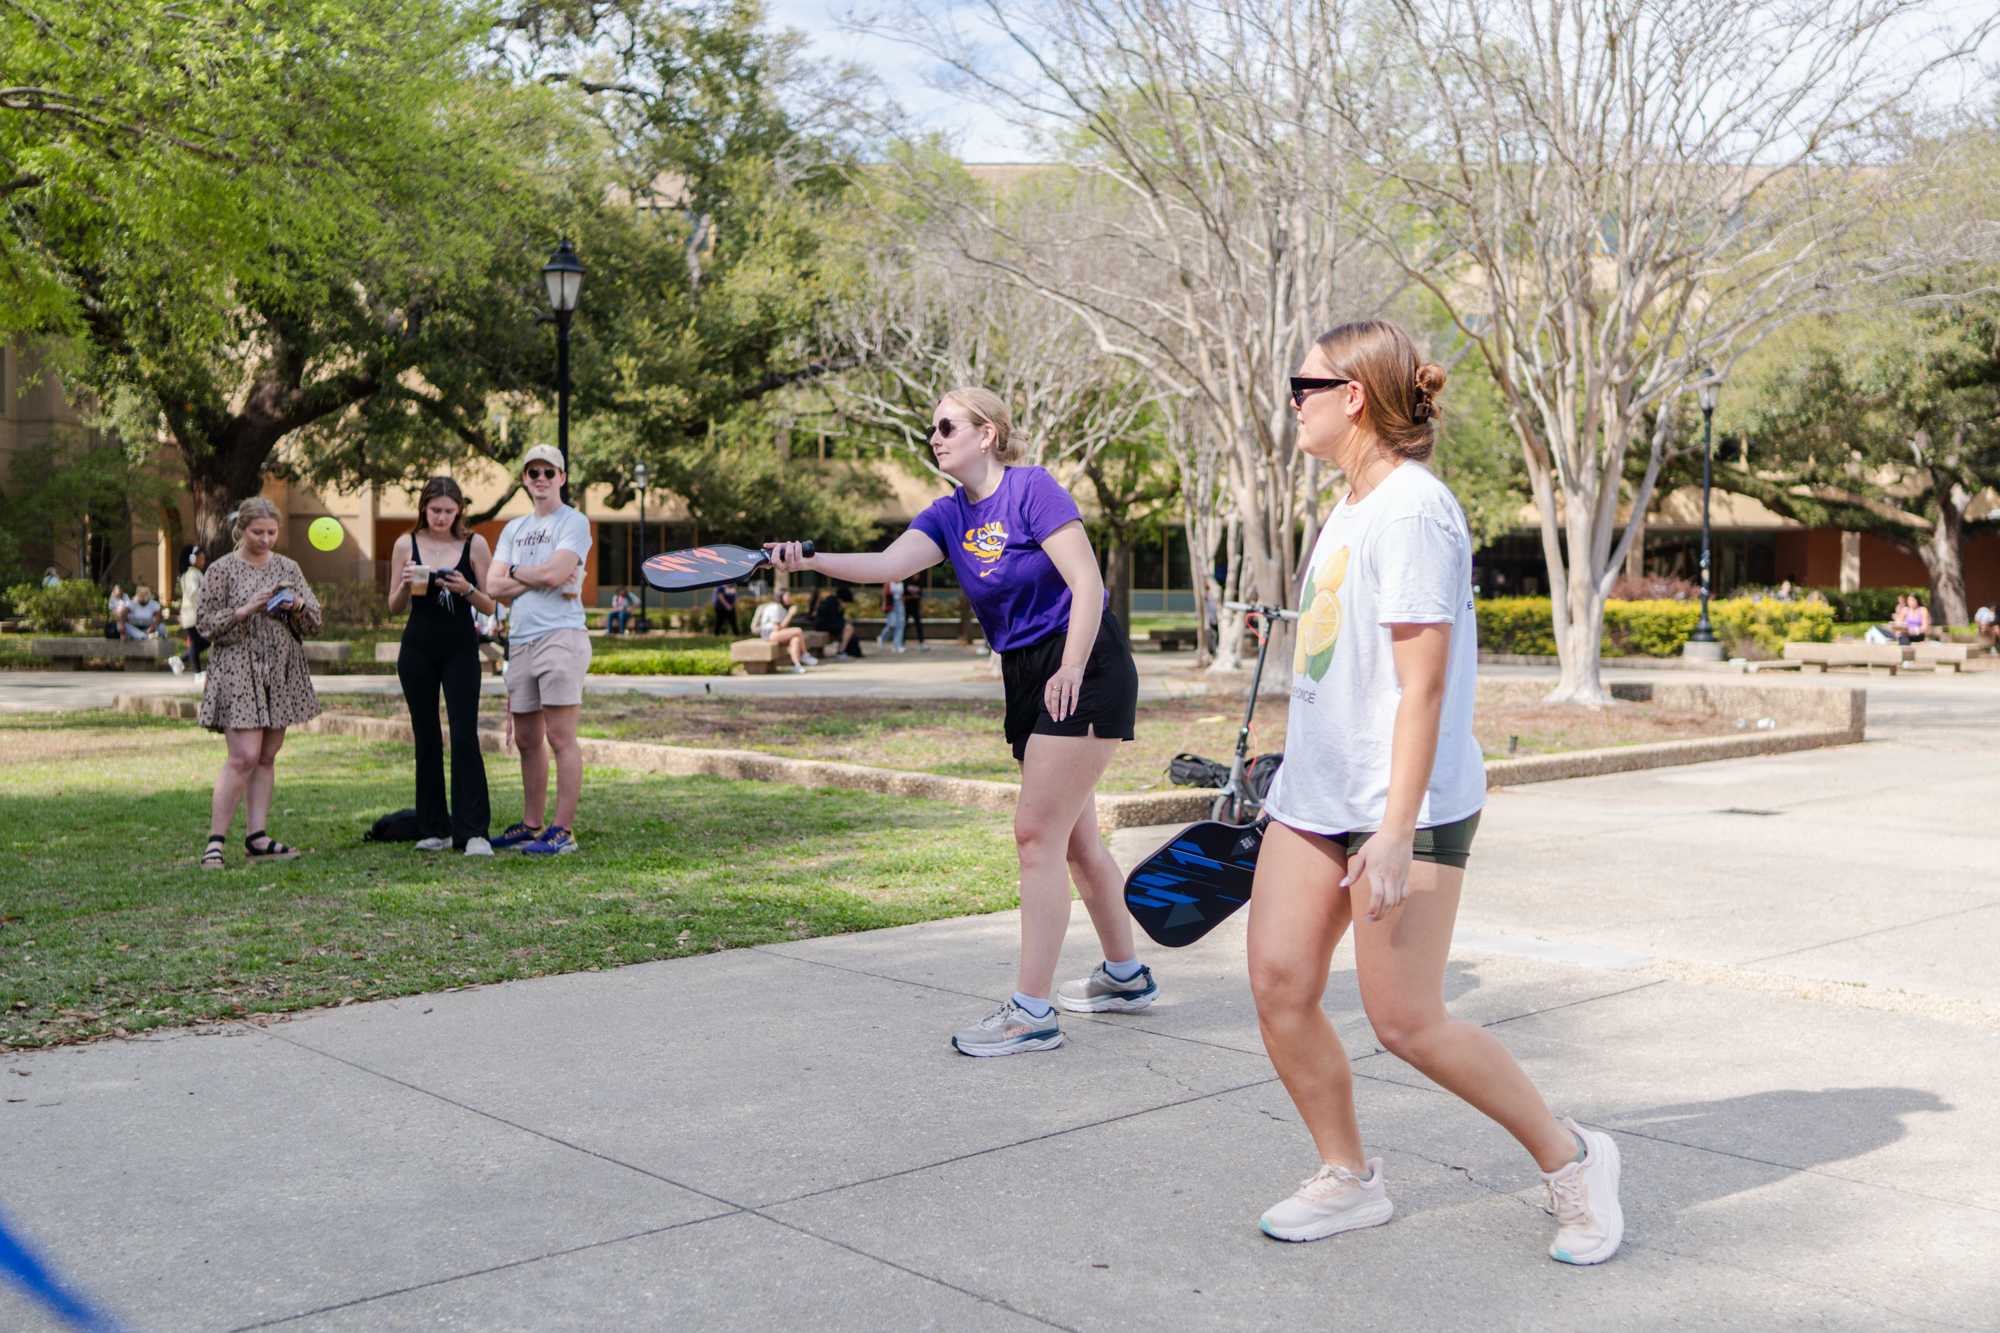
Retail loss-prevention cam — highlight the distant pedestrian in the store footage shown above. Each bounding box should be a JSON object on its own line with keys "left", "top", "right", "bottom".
{"left": 196, "top": 498, "right": 321, "bottom": 869}
{"left": 606, "top": 587, "right": 632, "bottom": 635}
{"left": 751, "top": 592, "right": 814, "bottom": 673}
{"left": 713, "top": 580, "right": 740, "bottom": 636}
{"left": 1974, "top": 603, "right": 1996, "bottom": 650}
{"left": 1903, "top": 596, "right": 1930, "bottom": 644}
{"left": 904, "top": 575, "right": 928, "bottom": 649}
{"left": 106, "top": 584, "right": 129, "bottom": 638}
{"left": 876, "top": 579, "right": 907, "bottom": 652}
{"left": 40, "top": 566, "right": 60, "bottom": 589}
{"left": 169, "top": 546, "right": 209, "bottom": 677}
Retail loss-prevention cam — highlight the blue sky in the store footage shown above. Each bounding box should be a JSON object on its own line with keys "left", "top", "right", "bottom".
{"left": 762, "top": 0, "right": 1041, "bottom": 161}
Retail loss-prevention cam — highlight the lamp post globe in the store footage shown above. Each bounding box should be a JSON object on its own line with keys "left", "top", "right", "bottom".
{"left": 540, "top": 239, "right": 585, "bottom": 504}
{"left": 1684, "top": 368, "right": 1724, "bottom": 660}
{"left": 632, "top": 461, "right": 650, "bottom": 633}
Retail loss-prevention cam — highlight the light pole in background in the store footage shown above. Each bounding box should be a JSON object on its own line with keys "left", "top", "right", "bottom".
{"left": 632, "top": 461, "right": 651, "bottom": 633}
{"left": 540, "top": 239, "right": 585, "bottom": 505}
{"left": 1683, "top": 368, "right": 1724, "bottom": 661}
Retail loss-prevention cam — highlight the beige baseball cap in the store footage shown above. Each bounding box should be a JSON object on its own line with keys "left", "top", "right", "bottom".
{"left": 519, "top": 444, "right": 565, "bottom": 475}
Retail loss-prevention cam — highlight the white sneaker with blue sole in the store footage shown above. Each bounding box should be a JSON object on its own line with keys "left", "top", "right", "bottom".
{"left": 1056, "top": 963, "right": 1159, "bottom": 1013}
{"left": 951, "top": 999, "right": 1063, "bottom": 1057}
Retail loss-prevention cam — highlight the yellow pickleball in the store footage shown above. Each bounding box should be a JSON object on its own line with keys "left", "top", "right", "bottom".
{"left": 308, "top": 516, "right": 345, "bottom": 552}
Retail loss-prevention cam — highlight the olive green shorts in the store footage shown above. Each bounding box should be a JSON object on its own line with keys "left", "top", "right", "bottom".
{"left": 1321, "top": 811, "right": 1481, "bottom": 870}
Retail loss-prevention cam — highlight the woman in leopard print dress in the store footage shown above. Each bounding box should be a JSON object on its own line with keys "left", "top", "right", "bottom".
{"left": 195, "top": 498, "right": 323, "bottom": 868}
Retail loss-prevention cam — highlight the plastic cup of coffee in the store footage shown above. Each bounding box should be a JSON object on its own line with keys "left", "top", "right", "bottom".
{"left": 411, "top": 565, "right": 430, "bottom": 596}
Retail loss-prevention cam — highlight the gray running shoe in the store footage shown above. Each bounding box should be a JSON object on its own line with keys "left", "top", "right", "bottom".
{"left": 1057, "top": 963, "right": 1159, "bottom": 1013}
{"left": 951, "top": 1000, "right": 1064, "bottom": 1057}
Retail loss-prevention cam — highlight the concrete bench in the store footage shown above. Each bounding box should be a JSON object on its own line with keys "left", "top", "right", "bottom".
{"left": 1911, "top": 642, "right": 1971, "bottom": 673}
{"left": 374, "top": 640, "right": 505, "bottom": 674}
{"left": 730, "top": 630, "right": 830, "bottom": 674}
{"left": 1149, "top": 627, "right": 1199, "bottom": 651}
{"left": 1781, "top": 641, "right": 1901, "bottom": 675}
{"left": 30, "top": 637, "right": 174, "bottom": 670}
{"left": 301, "top": 640, "right": 353, "bottom": 664}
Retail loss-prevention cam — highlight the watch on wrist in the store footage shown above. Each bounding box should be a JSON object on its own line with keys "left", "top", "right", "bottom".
{"left": 508, "top": 563, "right": 517, "bottom": 582}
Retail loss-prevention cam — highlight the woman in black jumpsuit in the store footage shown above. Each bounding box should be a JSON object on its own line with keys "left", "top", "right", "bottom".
{"left": 386, "top": 477, "right": 496, "bottom": 854}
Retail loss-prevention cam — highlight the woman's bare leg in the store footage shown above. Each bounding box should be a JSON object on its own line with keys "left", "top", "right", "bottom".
{"left": 1352, "top": 863, "right": 1576, "bottom": 1171}
{"left": 210, "top": 729, "right": 262, "bottom": 839}
{"left": 1013, "top": 734, "right": 1119, "bottom": 998}
{"left": 1247, "top": 821, "right": 1365, "bottom": 1168}
{"left": 1066, "top": 792, "right": 1136, "bottom": 964}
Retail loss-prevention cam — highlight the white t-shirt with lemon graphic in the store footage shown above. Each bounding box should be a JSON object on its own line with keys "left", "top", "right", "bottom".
{"left": 1263, "top": 461, "right": 1484, "bottom": 835}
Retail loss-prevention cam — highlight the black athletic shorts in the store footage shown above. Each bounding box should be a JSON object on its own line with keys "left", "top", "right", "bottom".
{"left": 999, "top": 611, "right": 1139, "bottom": 762}
{"left": 1321, "top": 811, "right": 1481, "bottom": 870}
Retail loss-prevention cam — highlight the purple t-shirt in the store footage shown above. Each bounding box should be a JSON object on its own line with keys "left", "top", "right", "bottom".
{"left": 910, "top": 466, "right": 1094, "bottom": 652}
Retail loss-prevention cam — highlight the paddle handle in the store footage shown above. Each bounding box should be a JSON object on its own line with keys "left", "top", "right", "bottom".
{"left": 766, "top": 540, "right": 813, "bottom": 563}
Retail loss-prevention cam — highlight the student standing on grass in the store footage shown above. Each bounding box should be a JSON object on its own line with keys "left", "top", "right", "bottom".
{"left": 484, "top": 445, "right": 592, "bottom": 857}
{"left": 169, "top": 546, "right": 208, "bottom": 678}
{"left": 196, "top": 498, "right": 322, "bottom": 870}
{"left": 1247, "top": 320, "right": 1623, "bottom": 1264}
{"left": 386, "top": 476, "right": 496, "bottom": 858}
{"left": 767, "top": 385, "right": 1153, "bottom": 1057}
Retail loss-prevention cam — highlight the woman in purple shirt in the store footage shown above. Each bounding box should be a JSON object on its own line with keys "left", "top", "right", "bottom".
{"left": 767, "top": 386, "right": 1153, "bottom": 1057}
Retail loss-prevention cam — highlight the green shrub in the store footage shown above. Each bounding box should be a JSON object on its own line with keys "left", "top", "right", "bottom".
{"left": 1603, "top": 600, "right": 1701, "bottom": 656}
{"left": 314, "top": 578, "right": 396, "bottom": 629}
{"left": 4, "top": 579, "right": 104, "bottom": 632}
{"left": 1477, "top": 595, "right": 1834, "bottom": 658}
{"left": 1711, "top": 597, "right": 1835, "bottom": 657}
{"left": 1475, "top": 597, "right": 1560, "bottom": 655}
{"left": 586, "top": 648, "right": 733, "bottom": 676}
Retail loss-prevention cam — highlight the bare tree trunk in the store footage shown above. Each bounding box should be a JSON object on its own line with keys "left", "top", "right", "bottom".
{"left": 1922, "top": 488, "right": 1970, "bottom": 626}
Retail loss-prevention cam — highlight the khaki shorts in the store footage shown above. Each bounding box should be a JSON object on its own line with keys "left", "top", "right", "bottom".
{"left": 506, "top": 628, "right": 591, "bottom": 713}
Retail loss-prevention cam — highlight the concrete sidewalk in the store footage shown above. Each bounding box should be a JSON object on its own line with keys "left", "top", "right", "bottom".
{"left": 4, "top": 674, "right": 1998, "bottom": 1330}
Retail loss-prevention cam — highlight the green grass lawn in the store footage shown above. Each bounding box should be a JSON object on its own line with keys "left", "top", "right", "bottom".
{"left": 0, "top": 712, "right": 1017, "bottom": 1049}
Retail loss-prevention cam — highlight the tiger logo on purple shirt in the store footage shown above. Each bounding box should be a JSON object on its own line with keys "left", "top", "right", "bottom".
{"left": 962, "top": 521, "right": 1007, "bottom": 577}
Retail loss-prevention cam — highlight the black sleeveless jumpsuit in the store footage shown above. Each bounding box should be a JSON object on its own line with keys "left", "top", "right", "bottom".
{"left": 397, "top": 538, "right": 490, "bottom": 847}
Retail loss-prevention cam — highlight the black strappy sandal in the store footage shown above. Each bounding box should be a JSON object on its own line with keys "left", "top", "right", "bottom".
{"left": 244, "top": 830, "right": 301, "bottom": 862}
{"left": 201, "top": 834, "right": 226, "bottom": 870}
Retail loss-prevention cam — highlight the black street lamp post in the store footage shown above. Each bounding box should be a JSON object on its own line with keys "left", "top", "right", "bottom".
{"left": 1684, "top": 369, "right": 1723, "bottom": 660}
{"left": 540, "top": 240, "right": 585, "bottom": 505}
{"left": 632, "top": 460, "right": 651, "bottom": 633}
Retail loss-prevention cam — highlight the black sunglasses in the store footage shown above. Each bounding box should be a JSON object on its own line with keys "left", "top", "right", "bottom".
{"left": 1290, "top": 376, "right": 1353, "bottom": 408}
{"left": 524, "top": 465, "right": 559, "bottom": 480}
{"left": 926, "top": 418, "right": 974, "bottom": 439}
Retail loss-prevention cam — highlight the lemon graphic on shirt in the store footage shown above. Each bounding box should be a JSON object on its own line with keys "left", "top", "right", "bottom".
{"left": 1293, "top": 545, "right": 1350, "bottom": 681}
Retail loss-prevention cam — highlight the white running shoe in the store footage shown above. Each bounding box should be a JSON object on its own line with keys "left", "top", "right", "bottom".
{"left": 167, "top": 655, "right": 185, "bottom": 676}
{"left": 414, "top": 837, "right": 449, "bottom": 852}
{"left": 792, "top": 662, "right": 807, "bottom": 674}
{"left": 1260, "top": 1158, "right": 1393, "bottom": 1241}
{"left": 802, "top": 652, "right": 820, "bottom": 666}
{"left": 463, "top": 837, "right": 494, "bottom": 857}
{"left": 1056, "top": 963, "right": 1159, "bottom": 1013}
{"left": 951, "top": 999, "right": 1063, "bottom": 1057}
{"left": 1543, "top": 1120, "right": 1624, "bottom": 1265}
{"left": 194, "top": 671, "right": 206, "bottom": 687}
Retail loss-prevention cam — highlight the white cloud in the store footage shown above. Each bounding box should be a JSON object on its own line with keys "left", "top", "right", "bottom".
{"left": 762, "top": 0, "right": 1045, "bottom": 162}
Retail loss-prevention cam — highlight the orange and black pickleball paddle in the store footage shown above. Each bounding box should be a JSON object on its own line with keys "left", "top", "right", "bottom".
{"left": 640, "top": 542, "right": 814, "bottom": 592}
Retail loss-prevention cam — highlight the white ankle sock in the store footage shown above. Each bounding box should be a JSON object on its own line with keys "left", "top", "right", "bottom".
{"left": 1104, "top": 958, "right": 1143, "bottom": 981}
{"left": 1012, "top": 992, "right": 1053, "bottom": 1018}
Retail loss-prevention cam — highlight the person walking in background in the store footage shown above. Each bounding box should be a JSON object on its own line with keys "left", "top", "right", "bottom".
{"left": 877, "top": 579, "right": 907, "bottom": 652}
{"left": 386, "top": 476, "right": 496, "bottom": 858}
{"left": 713, "top": 581, "right": 740, "bottom": 636}
{"left": 169, "top": 546, "right": 208, "bottom": 679}
{"left": 904, "top": 575, "right": 928, "bottom": 650}
{"left": 122, "top": 585, "right": 166, "bottom": 640}
{"left": 485, "top": 444, "right": 593, "bottom": 857}
{"left": 196, "top": 498, "right": 322, "bottom": 870}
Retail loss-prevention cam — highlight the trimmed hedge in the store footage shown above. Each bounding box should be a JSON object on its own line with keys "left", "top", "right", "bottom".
{"left": 1476, "top": 596, "right": 1834, "bottom": 658}
{"left": 586, "top": 647, "right": 733, "bottom": 676}
{"left": 4, "top": 579, "right": 104, "bottom": 632}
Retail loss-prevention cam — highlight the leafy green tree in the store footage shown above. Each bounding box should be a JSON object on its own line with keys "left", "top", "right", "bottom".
{"left": 1727, "top": 292, "right": 2000, "bottom": 624}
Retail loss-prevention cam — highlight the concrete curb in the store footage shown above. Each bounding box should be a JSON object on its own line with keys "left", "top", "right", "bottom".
{"left": 116, "top": 678, "right": 1865, "bottom": 832}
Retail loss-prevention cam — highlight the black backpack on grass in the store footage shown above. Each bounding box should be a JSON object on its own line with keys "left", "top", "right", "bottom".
{"left": 364, "top": 808, "right": 423, "bottom": 842}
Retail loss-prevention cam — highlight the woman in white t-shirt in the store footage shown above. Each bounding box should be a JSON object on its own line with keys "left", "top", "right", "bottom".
{"left": 1247, "top": 319, "right": 1623, "bottom": 1267}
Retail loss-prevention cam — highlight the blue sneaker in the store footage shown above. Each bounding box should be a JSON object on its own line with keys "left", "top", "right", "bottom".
{"left": 491, "top": 821, "right": 541, "bottom": 851}
{"left": 520, "top": 825, "right": 578, "bottom": 856}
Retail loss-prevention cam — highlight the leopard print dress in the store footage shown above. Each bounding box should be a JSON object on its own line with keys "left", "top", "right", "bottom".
{"left": 195, "top": 552, "right": 324, "bottom": 733}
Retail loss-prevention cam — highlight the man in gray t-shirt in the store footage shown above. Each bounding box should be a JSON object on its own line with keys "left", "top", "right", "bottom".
{"left": 485, "top": 445, "right": 593, "bottom": 856}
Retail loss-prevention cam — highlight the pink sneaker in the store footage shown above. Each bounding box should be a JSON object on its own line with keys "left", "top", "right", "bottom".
{"left": 1543, "top": 1119, "right": 1624, "bottom": 1265}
